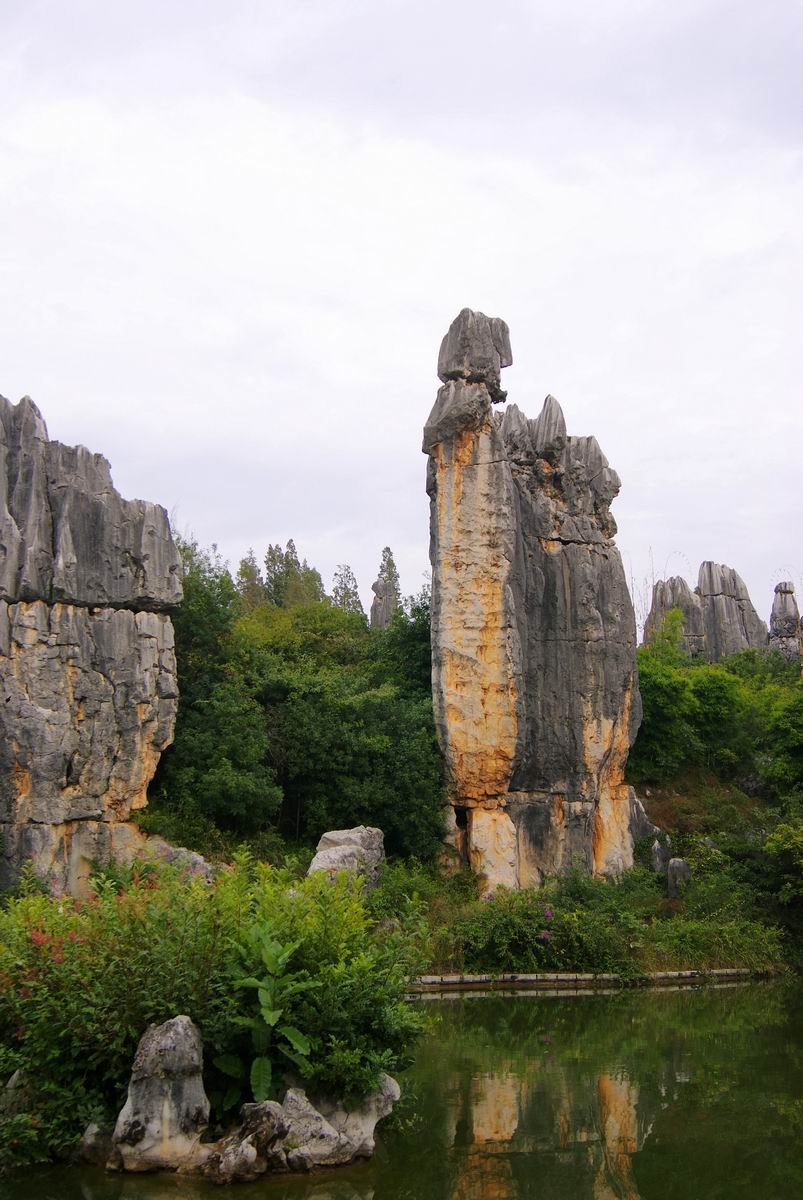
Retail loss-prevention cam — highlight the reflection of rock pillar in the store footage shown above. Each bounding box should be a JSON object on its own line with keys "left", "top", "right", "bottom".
{"left": 595, "top": 1074, "right": 641, "bottom": 1200}
{"left": 453, "top": 1071, "right": 522, "bottom": 1200}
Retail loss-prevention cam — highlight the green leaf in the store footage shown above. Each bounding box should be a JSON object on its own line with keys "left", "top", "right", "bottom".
{"left": 257, "top": 986, "right": 274, "bottom": 1009}
{"left": 278, "top": 1025, "right": 311, "bottom": 1056}
{"left": 234, "top": 975, "right": 266, "bottom": 990}
{"left": 213, "top": 1053, "right": 245, "bottom": 1079}
{"left": 250, "top": 1056, "right": 272, "bottom": 1102}
{"left": 223, "top": 1083, "right": 243, "bottom": 1110}
{"left": 251, "top": 1023, "right": 271, "bottom": 1053}
{"left": 260, "top": 1006, "right": 283, "bottom": 1027}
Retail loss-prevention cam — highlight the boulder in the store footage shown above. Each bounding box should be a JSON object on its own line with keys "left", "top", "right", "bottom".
{"left": 0, "top": 394, "right": 183, "bottom": 894}
{"left": 109, "top": 1016, "right": 210, "bottom": 1173}
{"left": 200, "top": 1102, "right": 288, "bottom": 1184}
{"left": 667, "top": 858, "right": 692, "bottom": 899}
{"left": 316, "top": 1072, "right": 401, "bottom": 1158}
{"left": 769, "top": 582, "right": 801, "bottom": 661}
{"left": 424, "top": 310, "right": 642, "bottom": 892}
{"left": 307, "top": 826, "right": 385, "bottom": 886}
{"left": 650, "top": 836, "right": 672, "bottom": 875}
{"left": 107, "top": 1016, "right": 400, "bottom": 1181}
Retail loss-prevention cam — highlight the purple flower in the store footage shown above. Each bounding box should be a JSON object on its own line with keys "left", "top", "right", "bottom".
{"left": 544, "top": 909, "right": 553, "bottom": 920}
{"left": 539, "top": 930, "right": 552, "bottom": 941}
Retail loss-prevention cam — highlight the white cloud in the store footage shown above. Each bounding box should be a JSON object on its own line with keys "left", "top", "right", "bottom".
{"left": 0, "top": 1, "right": 800, "bottom": 619}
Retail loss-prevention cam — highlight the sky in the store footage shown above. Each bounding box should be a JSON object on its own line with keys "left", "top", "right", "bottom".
{"left": 1, "top": 0, "right": 801, "bottom": 626}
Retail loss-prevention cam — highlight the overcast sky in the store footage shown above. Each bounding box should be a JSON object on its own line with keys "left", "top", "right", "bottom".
{"left": 1, "top": 0, "right": 801, "bottom": 626}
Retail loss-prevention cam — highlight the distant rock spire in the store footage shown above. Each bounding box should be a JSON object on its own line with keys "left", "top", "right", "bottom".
{"left": 769, "top": 581, "right": 801, "bottom": 661}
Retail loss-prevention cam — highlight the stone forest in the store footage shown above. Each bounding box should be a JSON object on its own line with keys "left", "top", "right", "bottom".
{"left": 0, "top": 312, "right": 801, "bottom": 1195}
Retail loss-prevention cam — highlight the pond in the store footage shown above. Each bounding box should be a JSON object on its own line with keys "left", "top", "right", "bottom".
{"left": 2, "top": 982, "right": 801, "bottom": 1200}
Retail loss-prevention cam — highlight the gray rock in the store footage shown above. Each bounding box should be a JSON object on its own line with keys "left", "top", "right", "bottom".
{"left": 650, "top": 836, "right": 672, "bottom": 874}
{"left": 280, "top": 1088, "right": 354, "bottom": 1170}
{"left": 424, "top": 310, "right": 642, "bottom": 891}
{"left": 437, "top": 308, "right": 512, "bottom": 402}
{"left": 201, "top": 1102, "right": 288, "bottom": 1183}
{"left": 697, "top": 562, "right": 768, "bottom": 660}
{"left": 643, "top": 576, "right": 706, "bottom": 657}
{"left": 316, "top": 1073, "right": 401, "bottom": 1158}
{"left": 369, "top": 578, "right": 396, "bottom": 630}
{"left": 107, "top": 1016, "right": 399, "bottom": 1181}
{"left": 769, "top": 581, "right": 801, "bottom": 661}
{"left": 644, "top": 563, "right": 769, "bottom": 662}
{"left": 307, "top": 826, "right": 385, "bottom": 886}
{"left": 0, "top": 395, "right": 182, "bottom": 610}
{"left": 0, "top": 395, "right": 183, "bottom": 894}
{"left": 109, "top": 1016, "right": 210, "bottom": 1173}
{"left": 79, "top": 1121, "right": 114, "bottom": 1166}
{"left": 667, "top": 857, "right": 692, "bottom": 899}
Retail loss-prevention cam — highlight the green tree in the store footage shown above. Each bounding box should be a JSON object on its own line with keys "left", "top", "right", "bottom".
{"left": 332, "top": 563, "right": 365, "bottom": 617}
{"left": 264, "top": 540, "right": 327, "bottom": 608}
{"left": 236, "top": 548, "right": 267, "bottom": 611}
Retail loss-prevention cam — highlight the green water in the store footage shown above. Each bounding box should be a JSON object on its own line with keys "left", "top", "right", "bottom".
{"left": 2, "top": 983, "right": 801, "bottom": 1199}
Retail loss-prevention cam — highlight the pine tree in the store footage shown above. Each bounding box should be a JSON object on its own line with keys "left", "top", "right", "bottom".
{"left": 264, "top": 540, "right": 327, "bottom": 608}
{"left": 332, "top": 563, "right": 365, "bottom": 616}
{"left": 235, "top": 548, "right": 267, "bottom": 611}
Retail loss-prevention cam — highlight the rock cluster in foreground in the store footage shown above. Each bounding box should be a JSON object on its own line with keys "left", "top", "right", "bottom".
{"left": 0, "top": 395, "right": 186, "bottom": 893}
{"left": 424, "top": 309, "right": 648, "bottom": 892}
{"left": 93, "top": 1015, "right": 398, "bottom": 1183}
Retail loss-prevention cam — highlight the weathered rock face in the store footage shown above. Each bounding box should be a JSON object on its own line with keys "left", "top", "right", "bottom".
{"left": 643, "top": 576, "right": 706, "bottom": 657}
{"left": 769, "top": 581, "right": 801, "bottom": 661}
{"left": 370, "top": 578, "right": 396, "bottom": 629}
{"left": 424, "top": 309, "right": 644, "bottom": 891}
{"left": 0, "top": 394, "right": 182, "bottom": 892}
{"left": 109, "top": 1015, "right": 210, "bottom": 1173}
{"left": 104, "top": 1015, "right": 399, "bottom": 1182}
{"left": 307, "top": 825, "right": 385, "bottom": 886}
{"left": 643, "top": 562, "right": 768, "bottom": 662}
{"left": 698, "top": 562, "right": 767, "bottom": 660}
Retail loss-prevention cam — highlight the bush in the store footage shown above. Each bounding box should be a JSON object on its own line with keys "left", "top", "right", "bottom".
{"left": 0, "top": 858, "right": 422, "bottom": 1166}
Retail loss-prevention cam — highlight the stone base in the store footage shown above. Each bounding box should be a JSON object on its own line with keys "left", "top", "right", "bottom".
{"left": 0, "top": 818, "right": 213, "bottom": 895}
{"left": 449, "top": 788, "right": 654, "bottom": 894}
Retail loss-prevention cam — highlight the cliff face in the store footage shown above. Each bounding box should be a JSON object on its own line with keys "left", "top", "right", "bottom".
{"left": 644, "top": 562, "right": 769, "bottom": 662}
{"left": 0, "top": 395, "right": 182, "bottom": 893}
{"left": 424, "top": 310, "right": 645, "bottom": 891}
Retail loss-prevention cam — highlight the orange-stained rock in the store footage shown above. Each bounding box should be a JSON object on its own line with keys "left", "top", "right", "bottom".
{"left": 424, "top": 310, "right": 647, "bottom": 891}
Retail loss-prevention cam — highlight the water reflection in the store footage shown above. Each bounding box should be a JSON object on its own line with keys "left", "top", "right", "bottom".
{"left": 3, "top": 983, "right": 801, "bottom": 1200}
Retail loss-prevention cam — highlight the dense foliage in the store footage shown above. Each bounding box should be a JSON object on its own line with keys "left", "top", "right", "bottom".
{"left": 368, "top": 861, "right": 786, "bottom": 978}
{"left": 0, "top": 859, "right": 422, "bottom": 1169}
{"left": 146, "top": 538, "right": 445, "bottom": 860}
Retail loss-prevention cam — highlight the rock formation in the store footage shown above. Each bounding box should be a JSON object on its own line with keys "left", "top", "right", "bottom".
{"left": 698, "top": 562, "right": 768, "bottom": 659}
{"left": 769, "top": 581, "right": 801, "bottom": 661}
{"left": 307, "top": 825, "right": 385, "bottom": 886}
{"left": 104, "top": 1015, "right": 399, "bottom": 1181}
{"left": 643, "top": 562, "right": 768, "bottom": 662}
{"left": 643, "top": 576, "right": 706, "bottom": 657}
{"left": 370, "top": 577, "right": 396, "bottom": 629}
{"left": 424, "top": 309, "right": 646, "bottom": 891}
{"left": 0, "top": 394, "right": 183, "bottom": 893}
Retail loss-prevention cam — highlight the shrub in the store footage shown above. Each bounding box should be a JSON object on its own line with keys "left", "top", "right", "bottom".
{"left": 0, "top": 858, "right": 421, "bottom": 1166}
